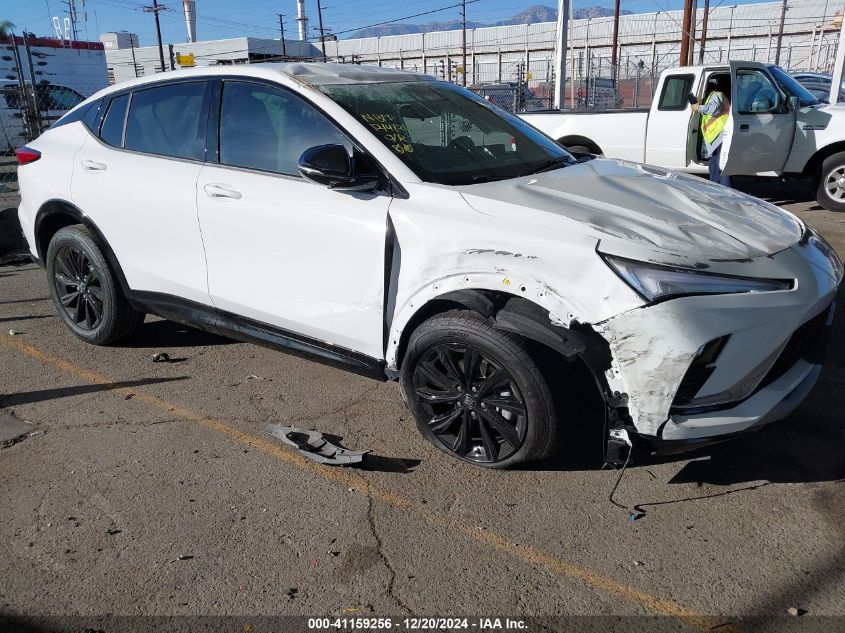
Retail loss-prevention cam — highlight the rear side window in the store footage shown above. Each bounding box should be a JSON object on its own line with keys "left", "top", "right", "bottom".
{"left": 218, "top": 81, "right": 349, "bottom": 175}
{"left": 51, "top": 98, "right": 98, "bottom": 131}
{"left": 658, "top": 74, "right": 694, "bottom": 111}
{"left": 100, "top": 94, "right": 129, "bottom": 147}
{"left": 124, "top": 82, "right": 207, "bottom": 160}
{"left": 81, "top": 98, "right": 103, "bottom": 131}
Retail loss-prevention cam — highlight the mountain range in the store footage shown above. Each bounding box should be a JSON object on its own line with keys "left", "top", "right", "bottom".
{"left": 348, "top": 4, "right": 632, "bottom": 39}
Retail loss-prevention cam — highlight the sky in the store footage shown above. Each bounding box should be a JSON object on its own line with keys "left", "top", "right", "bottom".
{"left": 7, "top": 0, "right": 774, "bottom": 47}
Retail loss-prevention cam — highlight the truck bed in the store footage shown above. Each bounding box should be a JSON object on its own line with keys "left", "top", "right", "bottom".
{"left": 520, "top": 109, "right": 649, "bottom": 163}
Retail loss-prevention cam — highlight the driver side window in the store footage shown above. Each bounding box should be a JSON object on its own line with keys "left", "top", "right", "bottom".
{"left": 219, "top": 81, "right": 351, "bottom": 176}
{"left": 736, "top": 69, "right": 781, "bottom": 114}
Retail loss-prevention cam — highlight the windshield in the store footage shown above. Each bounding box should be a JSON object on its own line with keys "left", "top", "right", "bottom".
{"left": 318, "top": 80, "right": 573, "bottom": 185}
{"left": 768, "top": 65, "right": 820, "bottom": 107}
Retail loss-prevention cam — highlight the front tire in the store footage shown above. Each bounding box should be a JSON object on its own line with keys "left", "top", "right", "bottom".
{"left": 816, "top": 152, "right": 845, "bottom": 212}
{"left": 46, "top": 225, "right": 145, "bottom": 345}
{"left": 400, "top": 310, "right": 560, "bottom": 468}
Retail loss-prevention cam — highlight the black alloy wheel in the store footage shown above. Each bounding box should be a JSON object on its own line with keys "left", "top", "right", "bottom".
{"left": 46, "top": 225, "right": 145, "bottom": 345}
{"left": 412, "top": 342, "right": 528, "bottom": 464}
{"left": 52, "top": 245, "right": 105, "bottom": 331}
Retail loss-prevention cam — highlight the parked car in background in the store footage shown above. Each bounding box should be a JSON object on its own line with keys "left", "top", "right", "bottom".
{"left": 791, "top": 72, "right": 845, "bottom": 103}
{"left": 522, "top": 61, "right": 845, "bottom": 212}
{"left": 15, "top": 64, "right": 843, "bottom": 468}
{"left": 1, "top": 80, "right": 85, "bottom": 154}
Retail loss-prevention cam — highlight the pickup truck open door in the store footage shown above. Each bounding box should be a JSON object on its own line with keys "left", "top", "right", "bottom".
{"left": 721, "top": 61, "right": 795, "bottom": 177}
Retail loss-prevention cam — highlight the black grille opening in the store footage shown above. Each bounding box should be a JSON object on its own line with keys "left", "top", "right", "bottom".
{"left": 672, "top": 335, "right": 730, "bottom": 406}
{"left": 757, "top": 306, "right": 831, "bottom": 391}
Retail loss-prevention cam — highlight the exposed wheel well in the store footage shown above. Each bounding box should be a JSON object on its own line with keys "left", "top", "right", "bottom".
{"left": 395, "top": 291, "right": 612, "bottom": 418}
{"left": 34, "top": 200, "right": 131, "bottom": 296}
{"left": 34, "top": 200, "right": 82, "bottom": 261}
{"left": 558, "top": 135, "right": 603, "bottom": 156}
{"left": 803, "top": 142, "right": 845, "bottom": 179}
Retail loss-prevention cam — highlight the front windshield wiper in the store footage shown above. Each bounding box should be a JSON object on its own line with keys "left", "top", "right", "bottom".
{"left": 519, "top": 155, "right": 574, "bottom": 177}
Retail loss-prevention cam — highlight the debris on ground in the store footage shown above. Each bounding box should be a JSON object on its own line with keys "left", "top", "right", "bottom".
{"left": 286, "top": 588, "right": 298, "bottom": 600}
{"left": 267, "top": 424, "right": 368, "bottom": 466}
{"left": 245, "top": 374, "right": 262, "bottom": 380}
{"left": 8, "top": 329, "right": 19, "bottom": 336}
{"left": 788, "top": 607, "right": 807, "bottom": 616}
{"left": 152, "top": 352, "right": 171, "bottom": 363}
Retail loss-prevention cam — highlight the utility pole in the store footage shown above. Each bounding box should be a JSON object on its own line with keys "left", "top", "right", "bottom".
{"left": 698, "top": 0, "right": 710, "bottom": 63}
{"left": 553, "top": 0, "right": 570, "bottom": 108}
{"left": 460, "top": 0, "right": 467, "bottom": 86}
{"left": 679, "top": 0, "right": 694, "bottom": 66}
{"left": 65, "top": 0, "right": 79, "bottom": 41}
{"left": 277, "top": 13, "right": 287, "bottom": 57}
{"left": 610, "top": 0, "right": 621, "bottom": 83}
{"left": 831, "top": 8, "right": 845, "bottom": 103}
{"left": 774, "top": 0, "right": 788, "bottom": 65}
{"left": 143, "top": 0, "right": 167, "bottom": 73}
{"left": 316, "top": 0, "right": 327, "bottom": 62}
{"left": 686, "top": 1, "right": 697, "bottom": 65}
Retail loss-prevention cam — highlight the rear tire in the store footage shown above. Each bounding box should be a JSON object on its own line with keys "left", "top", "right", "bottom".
{"left": 400, "top": 310, "right": 560, "bottom": 469}
{"left": 46, "top": 225, "right": 145, "bottom": 345}
{"left": 816, "top": 151, "right": 845, "bottom": 212}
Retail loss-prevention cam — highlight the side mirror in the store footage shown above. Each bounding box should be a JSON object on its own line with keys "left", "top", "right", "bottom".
{"left": 298, "top": 144, "right": 378, "bottom": 192}
{"left": 787, "top": 95, "right": 799, "bottom": 112}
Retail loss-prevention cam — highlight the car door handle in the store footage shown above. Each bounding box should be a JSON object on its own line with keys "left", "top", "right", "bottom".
{"left": 81, "top": 159, "right": 107, "bottom": 172}
{"left": 204, "top": 183, "right": 242, "bottom": 200}
{"left": 739, "top": 124, "right": 750, "bottom": 131}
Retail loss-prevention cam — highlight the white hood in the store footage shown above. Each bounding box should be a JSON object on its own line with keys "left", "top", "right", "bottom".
{"left": 459, "top": 158, "right": 803, "bottom": 261}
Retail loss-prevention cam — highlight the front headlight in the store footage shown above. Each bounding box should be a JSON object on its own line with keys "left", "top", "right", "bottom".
{"left": 603, "top": 255, "right": 794, "bottom": 302}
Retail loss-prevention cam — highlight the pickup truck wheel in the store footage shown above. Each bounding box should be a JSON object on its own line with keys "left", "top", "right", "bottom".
{"left": 400, "top": 310, "right": 558, "bottom": 469}
{"left": 46, "top": 225, "right": 145, "bottom": 345}
{"left": 817, "top": 152, "right": 845, "bottom": 212}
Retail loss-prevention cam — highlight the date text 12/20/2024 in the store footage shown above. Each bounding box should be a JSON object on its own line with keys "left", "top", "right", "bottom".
{"left": 308, "top": 618, "right": 528, "bottom": 630}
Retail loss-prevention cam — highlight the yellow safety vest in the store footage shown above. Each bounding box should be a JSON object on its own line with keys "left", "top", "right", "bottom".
{"left": 700, "top": 91, "right": 729, "bottom": 145}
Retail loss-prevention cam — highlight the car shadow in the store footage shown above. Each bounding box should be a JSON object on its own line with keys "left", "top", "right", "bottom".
{"left": 0, "top": 376, "right": 189, "bottom": 407}
{"left": 120, "top": 318, "right": 234, "bottom": 349}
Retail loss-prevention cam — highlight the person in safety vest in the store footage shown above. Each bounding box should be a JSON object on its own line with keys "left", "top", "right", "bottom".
{"left": 691, "top": 76, "right": 731, "bottom": 187}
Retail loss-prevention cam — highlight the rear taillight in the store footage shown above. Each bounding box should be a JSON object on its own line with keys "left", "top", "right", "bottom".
{"left": 16, "top": 146, "right": 41, "bottom": 165}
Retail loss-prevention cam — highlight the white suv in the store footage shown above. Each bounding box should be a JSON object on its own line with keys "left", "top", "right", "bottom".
{"left": 16, "top": 64, "right": 843, "bottom": 468}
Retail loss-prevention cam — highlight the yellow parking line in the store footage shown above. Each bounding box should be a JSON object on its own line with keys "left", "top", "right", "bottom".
{"left": 1, "top": 333, "right": 737, "bottom": 631}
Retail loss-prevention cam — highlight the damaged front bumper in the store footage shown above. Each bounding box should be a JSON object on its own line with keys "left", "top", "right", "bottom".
{"left": 596, "top": 235, "right": 842, "bottom": 448}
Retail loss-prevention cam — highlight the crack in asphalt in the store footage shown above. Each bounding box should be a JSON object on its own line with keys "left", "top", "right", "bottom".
{"left": 365, "top": 483, "right": 415, "bottom": 616}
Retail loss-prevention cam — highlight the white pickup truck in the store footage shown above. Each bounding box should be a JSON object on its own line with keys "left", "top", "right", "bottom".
{"left": 521, "top": 61, "right": 845, "bottom": 212}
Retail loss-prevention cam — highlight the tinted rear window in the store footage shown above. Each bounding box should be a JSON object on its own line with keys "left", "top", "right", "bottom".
{"left": 124, "top": 82, "right": 207, "bottom": 160}
{"left": 100, "top": 94, "right": 129, "bottom": 147}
